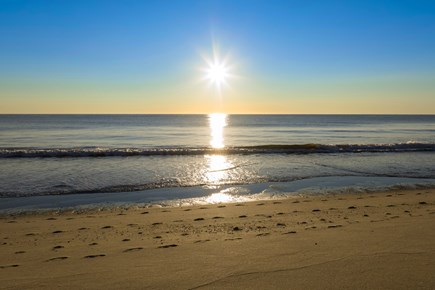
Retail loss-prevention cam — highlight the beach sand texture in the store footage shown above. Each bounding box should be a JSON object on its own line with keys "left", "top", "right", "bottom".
{"left": 1, "top": 189, "right": 434, "bottom": 289}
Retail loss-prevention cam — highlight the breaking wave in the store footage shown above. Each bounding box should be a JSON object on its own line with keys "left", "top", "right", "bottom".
{"left": 1, "top": 142, "right": 435, "bottom": 158}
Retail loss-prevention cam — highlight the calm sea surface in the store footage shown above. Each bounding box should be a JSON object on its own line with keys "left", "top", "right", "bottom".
{"left": 1, "top": 115, "right": 435, "bottom": 211}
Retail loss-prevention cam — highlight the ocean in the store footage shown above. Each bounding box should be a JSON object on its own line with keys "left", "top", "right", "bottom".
{"left": 1, "top": 114, "right": 435, "bottom": 212}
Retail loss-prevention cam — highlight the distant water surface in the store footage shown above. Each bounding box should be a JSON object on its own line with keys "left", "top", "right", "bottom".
{"left": 0, "top": 114, "right": 434, "bottom": 211}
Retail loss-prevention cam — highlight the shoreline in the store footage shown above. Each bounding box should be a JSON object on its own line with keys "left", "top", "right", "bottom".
{"left": 2, "top": 175, "right": 435, "bottom": 215}
{"left": 1, "top": 188, "right": 434, "bottom": 289}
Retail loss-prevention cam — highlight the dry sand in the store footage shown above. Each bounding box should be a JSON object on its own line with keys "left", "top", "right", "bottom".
{"left": 1, "top": 189, "right": 434, "bottom": 289}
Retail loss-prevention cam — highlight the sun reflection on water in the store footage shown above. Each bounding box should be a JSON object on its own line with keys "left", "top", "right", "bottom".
{"left": 206, "top": 192, "right": 234, "bottom": 203}
{"left": 205, "top": 113, "right": 234, "bottom": 200}
{"left": 208, "top": 113, "right": 227, "bottom": 149}
{"left": 205, "top": 154, "right": 231, "bottom": 185}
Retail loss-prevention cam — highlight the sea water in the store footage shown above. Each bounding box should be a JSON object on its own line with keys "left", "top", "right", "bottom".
{"left": 1, "top": 114, "right": 434, "bottom": 211}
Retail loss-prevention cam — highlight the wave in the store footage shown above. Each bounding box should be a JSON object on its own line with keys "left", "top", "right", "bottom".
{"left": 3, "top": 174, "right": 435, "bottom": 198}
{"left": 1, "top": 142, "right": 435, "bottom": 158}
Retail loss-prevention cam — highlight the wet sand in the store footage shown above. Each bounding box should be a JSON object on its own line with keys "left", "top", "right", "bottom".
{"left": 1, "top": 189, "right": 434, "bottom": 289}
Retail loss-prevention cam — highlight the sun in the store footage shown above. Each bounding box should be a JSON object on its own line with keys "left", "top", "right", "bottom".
{"left": 205, "top": 60, "right": 229, "bottom": 87}
{"left": 201, "top": 47, "right": 234, "bottom": 91}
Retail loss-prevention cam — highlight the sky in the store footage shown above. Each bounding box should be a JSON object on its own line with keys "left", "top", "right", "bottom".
{"left": 1, "top": 0, "right": 435, "bottom": 114}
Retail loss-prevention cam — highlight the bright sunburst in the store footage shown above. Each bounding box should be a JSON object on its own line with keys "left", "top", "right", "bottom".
{"left": 204, "top": 60, "right": 229, "bottom": 88}
{"left": 201, "top": 46, "right": 234, "bottom": 92}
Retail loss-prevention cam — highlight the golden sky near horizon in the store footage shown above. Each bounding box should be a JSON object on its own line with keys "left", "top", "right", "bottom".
{"left": 1, "top": 72, "right": 434, "bottom": 114}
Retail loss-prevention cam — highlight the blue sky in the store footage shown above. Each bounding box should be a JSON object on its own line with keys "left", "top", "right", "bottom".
{"left": 1, "top": 0, "right": 435, "bottom": 113}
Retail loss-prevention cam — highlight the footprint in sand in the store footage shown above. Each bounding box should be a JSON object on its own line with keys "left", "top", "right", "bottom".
{"left": 158, "top": 244, "right": 178, "bottom": 249}
{"left": 194, "top": 218, "right": 205, "bottom": 221}
{"left": 88, "top": 242, "right": 98, "bottom": 246}
{"left": 419, "top": 201, "right": 428, "bottom": 205}
{"left": 238, "top": 215, "right": 247, "bottom": 218}
{"left": 25, "top": 233, "right": 36, "bottom": 236}
{"left": 276, "top": 223, "right": 286, "bottom": 227}
{"left": 312, "top": 209, "right": 321, "bottom": 212}
{"left": 123, "top": 247, "right": 143, "bottom": 252}
{"left": 154, "top": 236, "right": 162, "bottom": 239}
{"left": 141, "top": 211, "right": 149, "bottom": 215}
{"left": 224, "top": 237, "right": 242, "bottom": 241}
{"left": 273, "top": 201, "right": 282, "bottom": 204}
{"left": 217, "top": 205, "right": 226, "bottom": 208}
{"left": 101, "top": 226, "right": 113, "bottom": 229}
{"left": 0, "top": 264, "right": 19, "bottom": 269}
{"left": 348, "top": 206, "right": 357, "bottom": 209}
{"left": 194, "top": 239, "right": 211, "bottom": 243}
{"left": 46, "top": 217, "right": 57, "bottom": 220}
{"left": 328, "top": 225, "right": 343, "bottom": 229}
{"left": 256, "top": 233, "right": 270, "bottom": 237}
{"left": 212, "top": 216, "right": 224, "bottom": 219}
{"left": 292, "top": 201, "right": 300, "bottom": 204}
{"left": 46, "top": 257, "right": 69, "bottom": 262}
{"left": 235, "top": 204, "right": 244, "bottom": 207}
{"left": 152, "top": 222, "right": 162, "bottom": 226}
{"left": 52, "top": 230, "right": 64, "bottom": 234}
{"left": 122, "top": 239, "right": 130, "bottom": 242}
{"left": 15, "top": 251, "right": 26, "bottom": 254}
{"left": 283, "top": 231, "right": 297, "bottom": 234}
{"left": 256, "top": 203, "right": 265, "bottom": 206}
{"left": 184, "top": 209, "right": 192, "bottom": 212}
{"left": 52, "top": 245, "right": 64, "bottom": 250}
{"left": 78, "top": 227, "right": 89, "bottom": 231}
{"left": 305, "top": 226, "right": 317, "bottom": 230}
{"left": 84, "top": 254, "right": 106, "bottom": 259}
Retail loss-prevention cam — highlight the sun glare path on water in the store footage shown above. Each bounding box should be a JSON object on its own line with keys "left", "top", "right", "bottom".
{"left": 208, "top": 113, "right": 227, "bottom": 149}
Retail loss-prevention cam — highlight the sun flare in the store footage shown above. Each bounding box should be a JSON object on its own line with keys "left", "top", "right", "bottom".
{"left": 205, "top": 61, "right": 229, "bottom": 87}
{"left": 201, "top": 46, "right": 234, "bottom": 92}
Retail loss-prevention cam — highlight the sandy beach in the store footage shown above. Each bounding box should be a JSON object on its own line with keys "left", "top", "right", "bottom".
{"left": 1, "top": 188, "right": 434, "bottom": 289}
